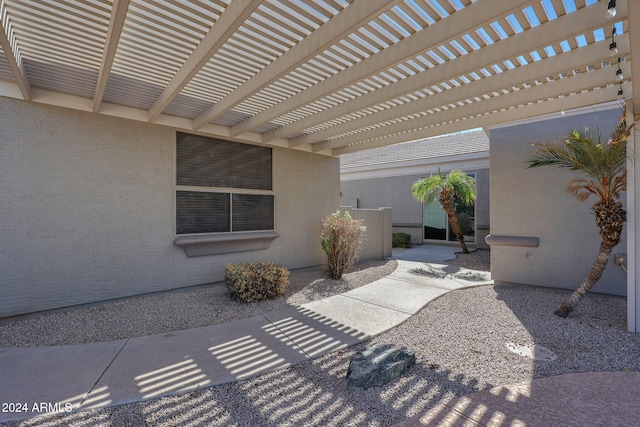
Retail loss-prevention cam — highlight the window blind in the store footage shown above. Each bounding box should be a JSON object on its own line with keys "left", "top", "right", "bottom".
{"left": 177, "top": 132, "right": 272, "bottom": 190}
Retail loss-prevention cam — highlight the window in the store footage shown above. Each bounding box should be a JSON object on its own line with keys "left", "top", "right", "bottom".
{"left": 422, "top": 199, "right": 475, "bottom": 243}
{"left": 175, "top": 132, "right": 274, "bottom": 235}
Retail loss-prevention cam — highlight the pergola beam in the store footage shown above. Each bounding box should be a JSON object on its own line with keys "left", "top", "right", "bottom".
{"left": 147, "top": 0, "right": 261, "bottom": 122}
{"left": 0, "top": 3, "right": 30, "bottom": 100}
{"left": 93, "top": 0, "right": 130, "bottom": 113}
{"left": 625, "top": 0, "right": 639, "bottom": 333}
{"left": 628, "top": 0, "right": 640, "bottom": 115}
{"left": 194, "top": 0, "right": 399, "bottom": 131}
{"left": 0, "top": 0, "right": 634, "bottom": 158}
{"left": 333, "top": 83, "right": 628, "bottom": 156}
{"left": 328, "top": 63, "right": 626, "bottom": 153}
{"left": 289, "top": 2, "right": 618, "bottom": 147}
{"left": 249, "top": 0, "right": 536, "bottom": 142}
{"left": 311, "top": 36, "right": 630, "bottom": 152}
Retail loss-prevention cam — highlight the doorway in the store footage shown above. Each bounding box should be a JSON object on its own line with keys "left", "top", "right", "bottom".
{"left": 423, "top": 199, "right": 475, "bottom": 243}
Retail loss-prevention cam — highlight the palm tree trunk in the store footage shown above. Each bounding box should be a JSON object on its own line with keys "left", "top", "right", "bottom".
{"left": 554, "top": 241, "right": 613, "bottom": 318}
{"left": 440, "top": 193, "right": 469, "bottom": 254}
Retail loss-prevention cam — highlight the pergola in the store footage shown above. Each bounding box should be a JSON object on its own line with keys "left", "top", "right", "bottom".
{"left": 0, "top": 0, "right": 637, "bottom": 154}
{"left": 1, "top": 0, "right": 639, "bottom": 331}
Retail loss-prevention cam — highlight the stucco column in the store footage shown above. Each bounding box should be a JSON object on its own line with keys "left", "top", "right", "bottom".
{"left": 381, "top": 207, "right": 393, "bottom": 259}
{"left": 628, "top": 103, "right": 639, "bottom": 332}
{"left": 628, "top": 0, "right": 640, "bottom": 333}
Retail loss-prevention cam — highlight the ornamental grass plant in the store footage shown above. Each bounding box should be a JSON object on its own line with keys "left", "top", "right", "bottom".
{"left": 320, "top": 211, "right": 366, "bottom": 279}
{"left": 225, "top": 262, "right": 289, "bottom": 303}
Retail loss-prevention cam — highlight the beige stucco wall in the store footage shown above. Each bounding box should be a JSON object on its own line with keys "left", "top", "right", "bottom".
{"left": 341, "top": 207, "right": 392, "bottom": 261}
{"left": 0, "top": 97, "right": 339, "bottom": 317}
{"left": 340, "top": 168, "right": 490, "bottom": 247}
{"left": 489, "top": 106, "right": 627, "bottom": 296}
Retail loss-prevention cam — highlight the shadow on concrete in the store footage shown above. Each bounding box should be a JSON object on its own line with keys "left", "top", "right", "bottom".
{"left": 410, "top": 264, "right": 490, "bottom": 283}
{"left": 12, "top": 357, "right": 486, "bottom": 426}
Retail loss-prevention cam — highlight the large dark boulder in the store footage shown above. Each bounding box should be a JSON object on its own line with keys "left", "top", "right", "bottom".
{"left": 346, "top": 343, "right": 416, "bottom": 389}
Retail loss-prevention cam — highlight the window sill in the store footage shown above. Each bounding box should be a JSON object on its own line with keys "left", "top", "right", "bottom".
{"left": 173, "top": 231, "right": 280, "bottom": 257}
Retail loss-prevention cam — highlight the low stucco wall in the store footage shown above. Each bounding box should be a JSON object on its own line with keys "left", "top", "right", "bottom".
{"left": 340, "top": 207, "right": 392, "bottom": 261}
{"left": 0, "top": 98, "right": 340, "bottom": 317}
{"left": 489, "top": 106, "right": 627, "bottom": 296}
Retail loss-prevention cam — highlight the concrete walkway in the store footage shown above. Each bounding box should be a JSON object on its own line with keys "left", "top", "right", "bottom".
{"left": 0, "top": 245, "right": 484, "bottom": 423}
{"left": 1, "top": 245, "right": 638, "bottom": 425}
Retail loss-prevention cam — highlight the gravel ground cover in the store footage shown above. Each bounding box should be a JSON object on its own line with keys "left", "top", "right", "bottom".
{"left": 0, "top": 259, "right": 397, "bottom": 346}
{"left": 445, "top": 247, "right": 489, "bottom": 272}
{"left": 4, "top": 248, "right": 640, "bottom": 427}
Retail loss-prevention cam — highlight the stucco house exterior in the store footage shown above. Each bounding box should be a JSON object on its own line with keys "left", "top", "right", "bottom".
{"left": 341, "top": 104, "right": 627, "bottom": 299}
{"left": 340, "top": 130, "right": 490, "bottom": 247}
{"left": 1, "top": 97, "right": 341, "bottom": 317}
{"left": 488, "top": 103, "right": 628, "bottom": 297}
{"left": 1, "top": 1, "right": 640, "bottom": 332}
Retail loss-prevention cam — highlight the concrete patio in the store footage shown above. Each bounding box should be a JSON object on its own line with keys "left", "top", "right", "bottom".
{"left": 1, "top": 245, "right": 638, "bottom": 426}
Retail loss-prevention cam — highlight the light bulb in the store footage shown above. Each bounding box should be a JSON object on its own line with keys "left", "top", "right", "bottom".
{"left": 616, "top": 68, "right": 623, "bottom": 80}
{"left": 609, "top": 42, "right": 618, "bottom": 56}
{"left": 607, "top": 0, "right": 617, "bottom": 18}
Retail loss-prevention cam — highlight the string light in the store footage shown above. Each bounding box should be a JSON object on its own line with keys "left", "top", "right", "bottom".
{"left": 607, "top": 0, "right": 617, "bottom": 18}
{"left": 607, "top": 4, "right": 621, "bottom": 98}
{"left": 609, "top": 25, "right": 618, "bottom": 56}
{"left": 616, "top": 58, "right": 623, "bottom": 80}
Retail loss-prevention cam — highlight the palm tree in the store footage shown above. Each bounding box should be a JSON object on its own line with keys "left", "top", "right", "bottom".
{"left": 412, "top": 168, "right": 476, "bottom": 253}
{"left": 526, "top": 106, "right": 638, "bottom": 318}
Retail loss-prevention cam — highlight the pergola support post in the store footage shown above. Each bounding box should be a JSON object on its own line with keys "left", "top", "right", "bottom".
{"left": 628, "top": 102, "right": 639, "bottom": 332}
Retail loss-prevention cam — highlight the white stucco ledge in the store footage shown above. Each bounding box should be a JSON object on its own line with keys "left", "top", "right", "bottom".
{"left": 173, "top": 231, "right": 280, "bottom": 257}
{"left": 485, "top": 234, "right": 539, "bottom": 248}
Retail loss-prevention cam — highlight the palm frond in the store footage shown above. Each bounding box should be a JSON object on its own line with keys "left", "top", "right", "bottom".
{"left": 447, "top": 170, "right": 476, "bottom": 205}
{"left": 526, "top": 142, "right": 578, "bottom": 169}
{"left": 526, "top": 114, "right": 631, "bottom": 205}
{"left": 611, "top": 171, "right": 627, "bottom": 198}
{"left": 567, "top": 178, "right": 602, "bottom": 202}
{"left": 607, "top": 102, "right": 639, "bottom": 145}
{"left": 411, "top": 168, "right": 476, "bottom": 206}
{"left": 411, "top": 174, "right": 442, "bottom": 204}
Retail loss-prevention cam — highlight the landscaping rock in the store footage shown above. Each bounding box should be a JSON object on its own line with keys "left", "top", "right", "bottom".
{"left": 346, "top": 343, "right": 416, "bottom": 389}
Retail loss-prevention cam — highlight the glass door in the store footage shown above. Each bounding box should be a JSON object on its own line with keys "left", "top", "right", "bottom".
{"left": 423, "top": 198, "right": 475, "bottom": 243}
{"left": 423, "top": 200, "right": 447, "bottom": 240}
{"left": 450, "top": 201, "right": 475, "bottom": 243}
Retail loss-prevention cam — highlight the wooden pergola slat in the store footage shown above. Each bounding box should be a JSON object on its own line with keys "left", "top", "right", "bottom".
{"left": 194, "top": 0, "right": 401, "bottom": 131}
{"left": 147, "top": 0, "right": 260, "bottom": 122}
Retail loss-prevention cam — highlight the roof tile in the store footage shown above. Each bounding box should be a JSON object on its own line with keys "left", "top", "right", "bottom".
{"left": 340, "top": 130, "right": 489, "bottom": 168}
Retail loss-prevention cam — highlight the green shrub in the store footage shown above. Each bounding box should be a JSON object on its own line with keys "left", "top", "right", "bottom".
{"left": 392, "top": 232, "right": 411, "bottom": 248}
{"left": 225, "top": 262, "right": 289, "bottom": 303}
{"left": 320, "top": 210, "right": 366, "bottom": 279}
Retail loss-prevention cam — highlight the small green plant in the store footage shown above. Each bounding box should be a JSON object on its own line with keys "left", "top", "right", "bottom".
{"left": 225, "top": 262, "right": 289, "bottom": 303}
{"left": 320, "top": 210, "right": 366, "bottom": 279}
{"left": 392, "top": 232, "right": 412, "bottom": 248}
